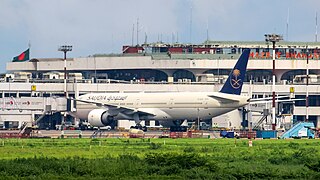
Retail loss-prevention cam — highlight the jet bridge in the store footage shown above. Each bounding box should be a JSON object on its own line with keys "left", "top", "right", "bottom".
{"left": 247, "top": 101, "right": 294, "bottom": 130}
{"left": 0, "top": 97, "right": 69, "bottom": 129}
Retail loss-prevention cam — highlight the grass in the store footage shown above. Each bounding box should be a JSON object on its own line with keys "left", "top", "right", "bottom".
{"left": 0, "top": 138, "right": 319, "bottom": 179}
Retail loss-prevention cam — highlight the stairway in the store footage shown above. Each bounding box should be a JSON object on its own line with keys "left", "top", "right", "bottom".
{"left": 19, "top": 122, "right": 33, "bottom": 137}
{"left": 280, "top": 122, "right": 315, "bottom": 139}
{"left": 253, "top": 115, "right": 268, "bottom": 130}
{"left": 19, "top": 122, "right": 28, "bottom": 134}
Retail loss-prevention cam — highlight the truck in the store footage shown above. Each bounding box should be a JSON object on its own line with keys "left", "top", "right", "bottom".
{"left": 79, "top": 121, "right": 111, "bottom": 131}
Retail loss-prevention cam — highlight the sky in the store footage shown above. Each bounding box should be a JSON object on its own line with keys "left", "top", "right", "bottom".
{"left": 1, "top": 0, "right": 320, "bottom": 72}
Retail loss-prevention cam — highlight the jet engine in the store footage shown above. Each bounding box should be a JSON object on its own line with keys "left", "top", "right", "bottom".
{"left": 88, "top": 109, "right": 114, "bottom": 127}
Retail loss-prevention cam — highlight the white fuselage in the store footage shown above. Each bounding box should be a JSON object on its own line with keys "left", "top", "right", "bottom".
{"left": 72, "top": 92, "right": 249, "bottom": 125}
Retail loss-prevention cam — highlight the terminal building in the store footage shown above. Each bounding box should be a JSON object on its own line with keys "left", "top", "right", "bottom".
{"left": 2, "top": 40, "right": 320, "bottom": 130}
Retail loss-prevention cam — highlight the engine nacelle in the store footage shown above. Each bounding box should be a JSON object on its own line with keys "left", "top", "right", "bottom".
{"left": 88, "top": 109, "right": 114, "bottom": 127}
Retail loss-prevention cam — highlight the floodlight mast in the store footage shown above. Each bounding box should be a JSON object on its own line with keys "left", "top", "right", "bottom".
{"left": 306, "top": 46, "right": 309, "bottom": 122}
{"left": 58, "top": 45, "right": 72, "bottom": 129}
{"left": 58, "top": 45, "right": 73, "bottom": 98}
{"left": 264, "top": 34, "right": 283, "bottom": 130}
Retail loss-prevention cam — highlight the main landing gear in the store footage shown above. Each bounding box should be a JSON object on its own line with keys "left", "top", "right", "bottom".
{"left": 130, "top": 114, "right": 147, "bottom": 132}
{"left": 130, "top": 124, "right": 147, "bottom": 132}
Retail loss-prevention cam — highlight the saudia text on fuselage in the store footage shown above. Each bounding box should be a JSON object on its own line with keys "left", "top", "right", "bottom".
{"left": 86, "top": 95, "right": 128, "bottom": 101}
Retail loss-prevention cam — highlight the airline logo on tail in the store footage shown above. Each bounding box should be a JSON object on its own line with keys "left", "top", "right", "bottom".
{"left": 230, "top": 69, "right": 241, "bottom": 89}
{"left": 220, "top": 49, "right": 250, "bottom": 95}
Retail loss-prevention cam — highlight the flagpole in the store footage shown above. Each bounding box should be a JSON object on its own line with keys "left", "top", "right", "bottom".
{"left": 28, "top": 40, "right": 31, "bottom": 59}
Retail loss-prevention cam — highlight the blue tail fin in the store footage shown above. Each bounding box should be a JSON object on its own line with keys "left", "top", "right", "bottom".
{"left": 220, "top": 49, "right": 250, "bottom": 95}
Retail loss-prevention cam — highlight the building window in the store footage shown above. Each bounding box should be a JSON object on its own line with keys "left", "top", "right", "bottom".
{"left": 155, "top": 120, "right": 160, "bottom": 126}
{"left": 145, "top": 120, "right": 150, "bottom": 126}
{"left": 295, "top": 95, "right": 320, "bottom": 106}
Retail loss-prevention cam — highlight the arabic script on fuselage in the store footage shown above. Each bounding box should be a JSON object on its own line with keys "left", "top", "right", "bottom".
{"left": 87, "top": 95, "right": 128, "bottom": 101}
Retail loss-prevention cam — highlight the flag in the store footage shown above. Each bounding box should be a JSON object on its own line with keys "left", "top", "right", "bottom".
{"left": 12, "top": 49, "right": 30, "bottom": 62}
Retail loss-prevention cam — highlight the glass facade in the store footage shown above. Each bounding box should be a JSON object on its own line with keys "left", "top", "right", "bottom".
{"left": 295, "top": 95, "right": 320, "bottom": 106}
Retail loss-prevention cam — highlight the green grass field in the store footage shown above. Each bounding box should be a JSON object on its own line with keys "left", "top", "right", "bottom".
{"left": 0, "top": 138, "right": 319, "bottom": 179}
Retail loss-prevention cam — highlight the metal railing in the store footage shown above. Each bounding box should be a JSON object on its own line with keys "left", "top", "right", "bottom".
{"left": 1, "top": 77, "right": 320, "bottom": 85}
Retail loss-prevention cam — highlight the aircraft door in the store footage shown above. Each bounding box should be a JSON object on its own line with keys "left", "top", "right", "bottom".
{"left": 135, "top": 98, "right": 140, "bottom": 108}
{"left": 204, "top": 97, "right": 209, "bottom": 109}
{"left": 169, "top": 98, "right": 174, "bottom": 109}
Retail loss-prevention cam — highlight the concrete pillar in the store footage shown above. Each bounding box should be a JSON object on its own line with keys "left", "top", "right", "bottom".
{"left": 188, "top": 70, "right": 207, "bottom": 82}
{"left": 275, "top": 69, "right": 288, "bottom": 83}
{"left": 159, "top": 70, "right": 175, "bottom": 77}
{"left": 317, "top": 116, "right": 320, "bottom": 128}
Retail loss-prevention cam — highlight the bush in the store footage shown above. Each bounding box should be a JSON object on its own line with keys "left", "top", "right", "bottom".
{"left": 305, "top": 160, "right": 320, "bottom": 172}
{"left": 288, "top": 142, "right": 300, "bottom": 149}
{"left": 145, "top": 153, "right": 207, "bottom": 169}
{"left": 268, "top": 148, "right": 290, "bottom": 165}
{"left": 292, "top": 148, "right": 318, "bottom": 165}
{"left": 200, "top": 146, "right": 209, "bottom": 153}
{"left": 149, "top": 142, "right": 161, "bottom": 150}
{"left": 183, "top": 146, "right": 195, "bottom": 153}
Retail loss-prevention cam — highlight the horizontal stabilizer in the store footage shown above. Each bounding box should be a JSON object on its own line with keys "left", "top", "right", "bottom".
{"left": 208, "top": 95, "right": 239, "bottom": 104}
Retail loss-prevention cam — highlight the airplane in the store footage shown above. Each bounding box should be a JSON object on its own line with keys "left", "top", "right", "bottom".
{"left": 70, "top": 49, "right": 251, "bottom": 129}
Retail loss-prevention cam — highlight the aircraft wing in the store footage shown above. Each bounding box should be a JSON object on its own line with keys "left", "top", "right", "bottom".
{"left": 71, "top": 98, "right": 156, "bottom": 117}
{"left": 207, "top": 95, "right": 240, "bottom": 104}
{"left": 249, "top": 99, "right": 305, "bottom": 104}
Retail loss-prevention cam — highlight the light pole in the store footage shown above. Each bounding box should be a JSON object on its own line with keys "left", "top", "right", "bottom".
{"left": 265, "top": 34, "right": 283, "bottom": 130}
{"left": 58, "top": 45, "right": 72, "bottom": 128}
{"left": 58, "top": 45, "right": 72, "bottom": 98}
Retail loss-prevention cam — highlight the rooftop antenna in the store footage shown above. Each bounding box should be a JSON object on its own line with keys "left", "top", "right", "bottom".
{"left": 176, "top": 32, "right": 179, "bottom": 43}
{"left": 316, "top": 11, "right": 318, "bottom": 42}
{"left": 111, "top": 33, "right": 114, "bottom": 53}
{"left": 144, "top": 32, "right": 147, "bottom": 44}
{"left": 286, "top": 8, "right": 289, "bottom": 41}
{"left": 206, "top": 18, "right": 209, "bottom": 42}
{"left": 189, "top": 6, "right": 192, "bottom": 43}
{"left": 131, "top": 23, "right": 134, "bottom": 46}
{"left": 136, "top": 18, "right": 139, "bottom": 45}
{"left": 172, "top": 32, "right": 175, "bottom": 44}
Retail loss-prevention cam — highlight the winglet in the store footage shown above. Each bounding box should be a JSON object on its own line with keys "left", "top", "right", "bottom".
{"left": 220, "top": 49, "right": 250, "bottom": 95}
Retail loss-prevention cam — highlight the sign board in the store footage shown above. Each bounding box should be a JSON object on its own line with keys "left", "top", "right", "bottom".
{"left": 290, "top": 87, "right": 294, "bottom": 93}
{"left": 31, "top": 85, "right": 36, "bottom": 91}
